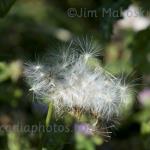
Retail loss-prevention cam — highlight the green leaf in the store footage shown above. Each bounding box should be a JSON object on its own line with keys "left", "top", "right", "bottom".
{"left": 92, "top": 135, "right": 103, "bottom": 145}
{"left": 0, "top": 0, "right": 16, "bottom": 17}
{"left": 141, "top": 122, "right": 150, "bottom": 135}
{"left": 0, "top": 62, "right": 10, "bottom": 82}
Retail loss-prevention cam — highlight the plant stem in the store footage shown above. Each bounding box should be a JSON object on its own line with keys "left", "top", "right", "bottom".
{"left": 45, "top": 102, "right": 53, "bottom": 128}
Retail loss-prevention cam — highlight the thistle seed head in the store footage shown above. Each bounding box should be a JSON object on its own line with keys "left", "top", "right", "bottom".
{"left": 24, "top": 37, "right": 131, "bottom": 121}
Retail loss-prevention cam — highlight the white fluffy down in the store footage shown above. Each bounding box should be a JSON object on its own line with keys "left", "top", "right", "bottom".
{"left": 24, "top": 38, "right": 130, "bottom": 120}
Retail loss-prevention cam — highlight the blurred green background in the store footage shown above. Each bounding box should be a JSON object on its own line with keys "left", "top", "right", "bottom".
{"left": 0, "top": 0, "right": 150, "bottom": 150}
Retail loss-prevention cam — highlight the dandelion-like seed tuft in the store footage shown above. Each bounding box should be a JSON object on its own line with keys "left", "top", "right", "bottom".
{"left": 24, "top": 37, "right": 131, "bottom": 124}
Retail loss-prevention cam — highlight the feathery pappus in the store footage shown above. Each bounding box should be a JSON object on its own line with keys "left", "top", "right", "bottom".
{"left": 24, "top": 37, "right": 131, "bottom": 122}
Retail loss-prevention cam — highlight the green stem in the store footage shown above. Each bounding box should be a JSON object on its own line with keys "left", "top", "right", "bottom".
{"left": 45, "top": 102, "right": 53, "bottom": 128}
{"left": 39, "top": 103, "right": 53, "bottom": 149}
